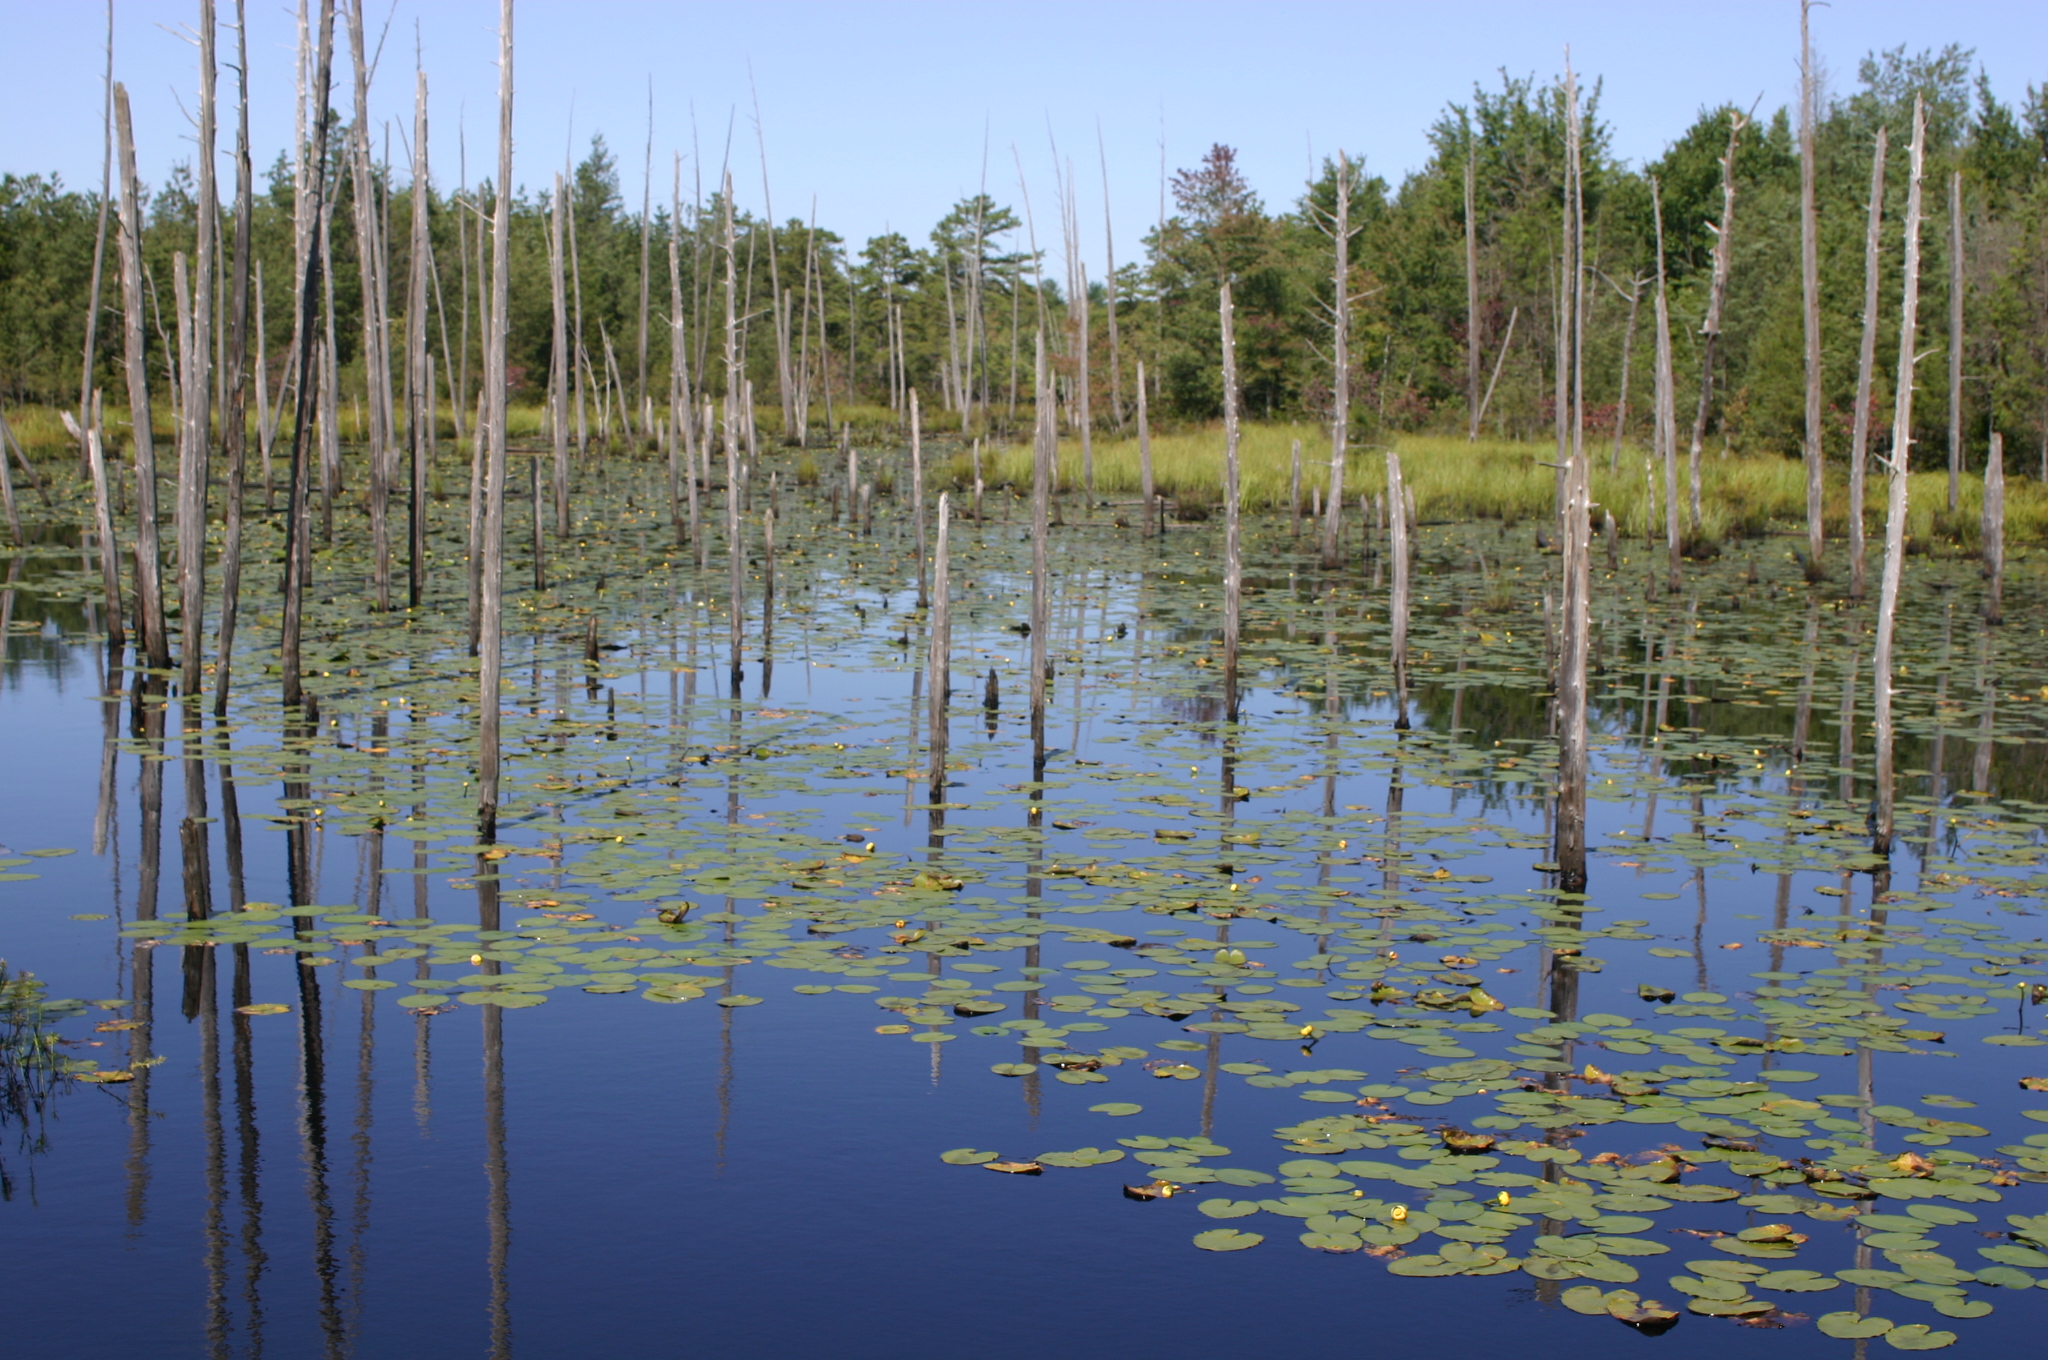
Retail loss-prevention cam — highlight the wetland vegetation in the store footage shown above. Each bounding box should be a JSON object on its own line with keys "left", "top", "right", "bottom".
{"left": 3, "top": 2, "right": 2048, "bottom": 1356}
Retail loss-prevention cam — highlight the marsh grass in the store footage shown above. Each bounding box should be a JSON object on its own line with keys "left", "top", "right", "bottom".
{"left": 953, "top": 422, "right": 2048, "bottom": 548}
{"left": 9, "top": 399, "right": 2041, "bottom": 549}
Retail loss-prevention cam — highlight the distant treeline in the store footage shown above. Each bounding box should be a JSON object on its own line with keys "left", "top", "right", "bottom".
{"left": 1, "top": 42, "right": 2043, "bottom": 470}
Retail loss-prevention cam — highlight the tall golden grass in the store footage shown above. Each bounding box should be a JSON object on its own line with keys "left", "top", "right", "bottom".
{"left": 9, "top": 398, "right": 2039, "bottom": 547}
{"left": 951, "top": 423, "right": 2046, "bottom": 547}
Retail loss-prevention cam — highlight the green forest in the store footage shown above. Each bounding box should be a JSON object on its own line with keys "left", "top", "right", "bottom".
{"left": 2, "top": 41, "right": 2044, "bottom": 471}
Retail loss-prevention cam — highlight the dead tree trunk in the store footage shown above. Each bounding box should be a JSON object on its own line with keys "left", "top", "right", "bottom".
{"left": 927, "top": 491, "right": 952, "bottom": 800}
{"left": 86, "top": 417, "right": 124, "bottom": 652}
{"left": 346, "top": 0, "right": 392, "bottom": 612}
{"left": 1608, "top": 273, "right": 1642, "bottom": 473}
{"left": 1947, "top": 169, "right": 1965, "bottom": 514}
{"left": 722, "top": 173, "right": 745, "bottom": 692}
{"left": 1464, "top": 141, "right": 1482, "bottom": 440}
{"left": 179, "top": 0, "right": 218, "bottom": 698}
{"left": 1687, "top": 110, "right": 1747, "bottom": 535}
{"left": 1874, "top": 97, "right": 1927, "bottom": 861}
{"left": 549, "top": 174, "right": 571, "bottom": 537}
{"left": 1651, "top": 177, "right": 1681, "bottom": 594}
{"left": 476, "top": 0, "right": 513, "bottom": 838}
{"left": 668, "top": 155, "right": 695, "bottom": 549}
{"left": 1847, "top": 128, "right": 1888, "bottom": 602}
{"left": 1555, "top": 63, "right": 1593, "bottom": 895}
{"left": 79, "top": 5, "right": 116, "bottom": 459}
{"left": 1799, "top": 0, "right": 1825, "bottom": 580}
{"left": 1387, "top": 451, "right": 1411, "bottom": 724}
{"left": 1219, "top": 282, "right": 1243, "bottom": 725}
{"left": 280, "top": 2, "right": 334, "bottom": 713}
{"left": 1982, "top": 430, "right": 2004, "bottom": 624}
{"left": 911, "top": 389, "right": 929, "bottom": 609}
{"left": 406, "top": 67, "right": 431, "bottom": 610}
{"left": 1030, "top": 331, "right": 1051, "bottom": 770}
{"left": 113, "top": 84, "right": 170, "bottom": 672}
{"left": 1137, "top": 359, "right": 1155, "bottom": 537}
{"left": 1320, "top": 152, "right": 1354, "bottom": 568}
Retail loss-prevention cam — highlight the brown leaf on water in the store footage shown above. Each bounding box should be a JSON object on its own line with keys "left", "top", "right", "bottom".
{"left": 1122, "top": 1180, "right": 1182, "bottom": 1201}
{"left": 984, "top": 1161, "right": 1043, "bottom": 1175}
{"left": 93, "top": 1020, "right": 143, "bottom": 1032}
{"left": 2020, "top": 1077, "right": 2048, "bottom": 1092}
{"left": 1440, "top": 1128, "right": 1497, "bottom": 1154}
{"left": 1610, "top": 1298, "right": 1682, "bottom": 1336}
{"left": 1360, "top": 1243, "right": 1405, "bottom": 1258}
{"left": 1737, "top": 1224, "right": 1808, "bottom": 1245}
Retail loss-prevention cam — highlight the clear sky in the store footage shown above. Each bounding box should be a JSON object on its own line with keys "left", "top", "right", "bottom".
{"left": 2, "top": 0, "right": 2040, "bottom": 273}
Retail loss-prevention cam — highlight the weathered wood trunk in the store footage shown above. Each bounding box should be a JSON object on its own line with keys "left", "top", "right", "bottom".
{"left": 927, "top": 492, "right": 952, "bottom": 800}
{"left": 1387, "top": 451, "right": 1411, "bottom": 725}
{"left": 1947, "top": 170, "right": 1965, "bottom": 514}
{"left": 1874, "top": 98, "right": 1928, "bottom": 861}
{"left": 1555, "top": 67, "right": 1593, "bottom": 895}
{"left": 345, "top": 0, "right": 392, "bottom": 612}
{"left": 1651, "top": 177, "right": 1681, "bottom": 594}
{"left": 281, "top": 1, "right": 336, "bottom": 712}
{"left": 1609, "top": 276, "right": 1641, "bottom": 473}
{"left": 1320, "top": 153, "right": 1352, "bottom": 569}
{"left": 1687, "top": 111, "right": 1747, "bottom": 534}
{"left": 1136, "top": 359, "right": 1155, "bottom": 536}
{"left": 171, "top": 255, "right": 205, "bottom": 695}
{"left": 1219, "top": 283, "right": 1243, "bottom": 724}
{"left": 911, "top": 389, "right": 928, "bottom": 609}
{"left": 476, "top": 0, "right": 513, "bottom": 838}
{"left": 1464, "top": 143, "right": 1482, "bottom": 441}
{"left": 722, "top": 175, "right": 745, "bottom": 692}
{"left": 113, "top": 84, "right": 170, "bottom": 671}
{"left": 179, "top": 0, "right": 218, "bottom": 698}
{"left": 1799, "top": 0, "right": 1825, "bottom": 580}
{"left": 1289, "top": 438, "right": 1303, "bottom": 538}
{"left": 1982, "top": 431, "right": 2005, "bottom": 624}
{"left": 405, "top": 67, "right": 431, "bottom": 611}
{"left": 1847, "top": 128, "right": 1888, "bottom": 601}
{"left": 549, "top": 174, "right": 571, "bottom": 538}
{"left": 83, "top": 413, "right": 124, "bottom": 651}
{"left": 1030, "top": 332, "right": 1052, "bottom": 769}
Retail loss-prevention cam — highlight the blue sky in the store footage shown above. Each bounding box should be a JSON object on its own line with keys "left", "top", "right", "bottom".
{"left": 2, "top": 1, "right": 2040, "bottom": 272}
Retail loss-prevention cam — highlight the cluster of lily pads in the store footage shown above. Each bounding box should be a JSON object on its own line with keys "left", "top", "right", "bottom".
{"left": 7, "top": 473, "right": 2048, "bottom": 1350}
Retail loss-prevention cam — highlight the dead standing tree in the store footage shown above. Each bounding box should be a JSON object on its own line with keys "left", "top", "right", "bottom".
{"left": 1555, "top": 59, "right": 1593, "bottom": 896}
{"left": 1874, "top": 97, "right": 1927, "bottom": 862}
{"left": 1687, "top": 107, "right": 1748, "bottom": 536}
{"left": 280, "top": 1, "right": 336, "bottom": 715}
{"left": 405, "top": 67, "right": 432, "bottom": 609}
{"left": 177, "top": 0, "right": 218, "bottom": 700}
{"left": 1317, "top": 152, "right": 1358, "bottom": 569}
{"left": 1847, "top": 128, "right": 1889, "bottom": 601}
{"left": 1219, "top": 282, "right": 1243, "bottom": 725}
{"left": 476, "top": 0, "right": 513, "bottom": 838}
{"left": 1798, "top": 0, "right": 1826, "bottom": 580}
{"left": 1651, "top": 176, "right": 1681, "bottom": 594}
{"left": 113, "top": 83, "right": 170, "bottom": 672}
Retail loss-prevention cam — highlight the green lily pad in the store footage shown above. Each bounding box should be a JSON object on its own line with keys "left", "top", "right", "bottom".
{"left": 1883, "top": 1324, "right": 1958, "bottom": 1350}
{"left": 1817, "top": 1312, "right": 1894, "bottom": 1339}
{"left": 1192, "top": 1229, "right": 1263, "bottom": 1251}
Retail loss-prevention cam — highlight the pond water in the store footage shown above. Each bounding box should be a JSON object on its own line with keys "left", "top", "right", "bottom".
{"left": 2, "top": 470, "right": 2045, "bottom": 1358}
